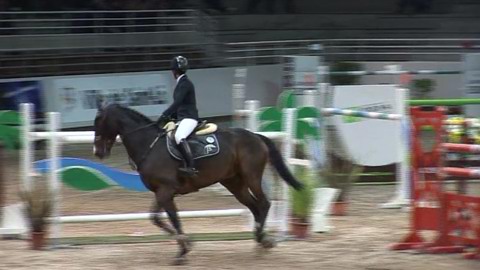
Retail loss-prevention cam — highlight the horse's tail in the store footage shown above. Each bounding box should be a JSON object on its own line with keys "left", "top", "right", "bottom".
{"left": 257, "top": 134, "right": 304, "bottom": 190}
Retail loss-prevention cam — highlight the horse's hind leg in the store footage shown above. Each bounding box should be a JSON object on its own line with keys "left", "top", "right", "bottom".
{"left": 220, "top": 177, "right": 266, "bottom": 245}
{"left": 247, "top": 176, "right": 276, "bottom": 249}
{"left": 154, "top": 185, "right": 191, "bottom": 265}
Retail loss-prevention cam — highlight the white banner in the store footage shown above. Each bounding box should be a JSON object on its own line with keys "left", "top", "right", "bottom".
{"left": 464, "top": 53, "right": 480, "bottom": 117}
{"left": 331, "top": 85, "right": 404, "bottom": 166}
{"left": 51, "top": 73, "right": 171, "bottom": 127}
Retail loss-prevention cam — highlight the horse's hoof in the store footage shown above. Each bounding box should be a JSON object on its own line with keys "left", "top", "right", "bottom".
{"left": 177, "top": 235, "right": 193, "bottom": 254}
{"left": 260, "top": 236, "right": 277, "bottom": 249}
{"left": 171, "top": 257, "right": 187, "bottom": 266}
{"left": 185, "top": 240, "right": 193, "bottom": 253}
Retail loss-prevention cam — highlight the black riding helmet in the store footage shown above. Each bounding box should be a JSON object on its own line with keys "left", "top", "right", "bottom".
{"left": 170, "top": 55, "right": 188, "bottom": 73}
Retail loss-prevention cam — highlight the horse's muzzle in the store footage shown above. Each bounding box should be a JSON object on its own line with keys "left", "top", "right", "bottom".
{"left": 93, "top": 145, "right": 110, "bottom": 159}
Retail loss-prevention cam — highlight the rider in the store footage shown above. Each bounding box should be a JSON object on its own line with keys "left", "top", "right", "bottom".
{"left": 157, "top": 55, "right": 199, "bottom": 177}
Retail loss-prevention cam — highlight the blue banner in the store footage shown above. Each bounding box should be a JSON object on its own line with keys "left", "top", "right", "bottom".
{"left": 0, "top": 80, "right": 44, "bottom": 117}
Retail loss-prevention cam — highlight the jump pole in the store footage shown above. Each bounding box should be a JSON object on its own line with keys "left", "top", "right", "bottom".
{"left": 441, "top": 143, "right": 480, "bottom": 153}
{"left": 57, "top": 209, "right": 248, "bottom": 223}
{"left": 408, "top": 98, "right": 480, "bottom": 106}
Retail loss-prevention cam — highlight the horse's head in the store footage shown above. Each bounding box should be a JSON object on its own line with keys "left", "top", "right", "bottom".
{"left": 93, "top": 103, "right": 120, "bottom": 159}
{"left": 93, "top": 101, "right": 158, "bottom": 159}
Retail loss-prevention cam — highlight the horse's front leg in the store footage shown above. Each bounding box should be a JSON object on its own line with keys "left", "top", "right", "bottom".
{"left": 150, "top": 199, "right": 176, "bottom": 235}
{"left": 164, "top": 196, "right": 192, "bottom": 265}
{"left": 154, "top": 184, "right": 191, "bottom": 265}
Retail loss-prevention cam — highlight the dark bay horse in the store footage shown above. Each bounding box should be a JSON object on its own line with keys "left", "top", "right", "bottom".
{"left": 93, "top": 103, "right": 303, "bottom": 264}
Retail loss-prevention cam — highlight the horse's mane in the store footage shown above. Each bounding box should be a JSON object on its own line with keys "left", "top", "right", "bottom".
{"left": 107, "top": 104, "right": 153, "bottom": 124}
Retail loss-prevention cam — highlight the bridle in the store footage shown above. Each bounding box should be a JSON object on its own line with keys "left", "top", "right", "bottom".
{"left": 97, "top": 120, "right": 168, "bottom": 171}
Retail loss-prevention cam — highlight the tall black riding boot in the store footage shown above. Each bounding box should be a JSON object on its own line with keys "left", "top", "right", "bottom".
{"left": 178, "top": 139, "right": 198, "bottom": 177}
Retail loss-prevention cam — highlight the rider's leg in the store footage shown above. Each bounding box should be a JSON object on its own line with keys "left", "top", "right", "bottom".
{"left": 175, "top": 118, "right": 198, "bottom": 176}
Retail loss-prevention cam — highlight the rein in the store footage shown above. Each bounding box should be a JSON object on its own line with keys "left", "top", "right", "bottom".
{"left": 123, "top": 122, "right": 157, "bottom": 136}
{"left": 122, "top": 121, "right": 168, "bottom": 171}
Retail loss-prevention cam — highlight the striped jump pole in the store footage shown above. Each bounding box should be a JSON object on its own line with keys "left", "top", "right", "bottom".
{"left": 321, "top": 108, "right": 402, "bottom": 120}
{"left": 440, "top": 167, "right": 480, "bottom": 178}
{"left": 408, "top": 98, "right": 480, "bottom": 106}
{"left": 442, "top": 143, "right": 480, "bottom": 154}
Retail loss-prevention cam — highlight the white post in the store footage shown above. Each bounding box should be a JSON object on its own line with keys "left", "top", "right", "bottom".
{"left": 48, "top": 112, "right": 62, "bottom": 247}
{"left": 20, "top": 103, "right": 33, "bottom": 192}
{"left": 278, "top": 108, "right": 296, "bottom": 239}
{"left": 385, "top": 64, "right": 402, "bottom": 85}
{"left": 318, "top": 65, "right": 329, "bottom": 84}
{"left": 303, "top": 90, "right": 319, "bottom": 107}
{"left": 245, "top": 100, "right": 260, "bottom": 132}
{"left": 397, "top": 87, "right": 411, "bottom": 203}
{"left": 232, "top": 68, "right": 247, "bottom": 128}
{"left": 380, "top": 88, "right": 410, "bottom": 209}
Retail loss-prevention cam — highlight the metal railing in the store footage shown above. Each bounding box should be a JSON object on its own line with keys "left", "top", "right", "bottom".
{"left": 1, "top": 9, "right": 480, "bottom": 79}
{"left": 226, "top": 38, "right": 480, "bottom": 64}
{"left": 0, "top": 45, "right": 213, "bottom": 78}
{"left": 0, "top": 9, "right": 220, "bottom": 78}
{"left": 0, "top": 9, "right": 197, "bottom": 35}
{"left": 0, "top": 9, "right": 205, "bottom": 54}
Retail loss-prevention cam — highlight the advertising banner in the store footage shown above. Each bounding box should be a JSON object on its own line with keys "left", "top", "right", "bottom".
{"left": 330, "top": 85, "right": 404, "bottom": 166}
{"left": 51, "top": 73, "right": 170, "bottom": 127}
{"left": 0, "top": 80, "right": 44, "bottom": 119}
{"left": 464, "top": 53, "right": 480, "bottom": 117}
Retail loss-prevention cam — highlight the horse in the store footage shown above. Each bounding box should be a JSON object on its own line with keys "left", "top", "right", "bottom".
{"left": 93, "top": 103, "right": 303, "bottom": 264}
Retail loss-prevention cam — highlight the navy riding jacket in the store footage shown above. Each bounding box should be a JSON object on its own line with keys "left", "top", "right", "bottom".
{"left": 163, "top": 75, "right": 199, "bottom": 120}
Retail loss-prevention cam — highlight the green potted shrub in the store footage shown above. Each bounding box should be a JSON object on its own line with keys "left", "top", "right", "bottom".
{"left": 289, "top": 164, "right": 316, "bottom": 239}
{"left": 329, "top": 61, "right": 363, "bottom": 85}
{"left": 19, "top": 178, "right": 53, "bottom": 250}
{"left": 411, "top": 78, "right": 435, "bottom": 99}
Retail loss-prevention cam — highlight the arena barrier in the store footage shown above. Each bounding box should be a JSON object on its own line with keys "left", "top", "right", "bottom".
{"left": 17, "top": 102, "right": 338, "bottom": 245}
{"left": 391, "top": 106, "right": 480, "bottom": 260}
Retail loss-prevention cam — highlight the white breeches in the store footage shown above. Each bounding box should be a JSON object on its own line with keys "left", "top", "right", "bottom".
{"left": 175, "top": 118, "right": 198, "bottom": 144}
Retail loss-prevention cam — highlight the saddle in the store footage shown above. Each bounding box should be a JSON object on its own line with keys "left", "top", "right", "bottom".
{"left": 163, "top": 120, "right": 217, "bottom": 136}
{"left": 163, "top": 120, "right": 220, "bottom": 161}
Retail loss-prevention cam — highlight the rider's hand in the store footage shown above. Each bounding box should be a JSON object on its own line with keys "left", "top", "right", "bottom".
{"left": 156, "top": 114, "right": 169, "bottom": 125}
